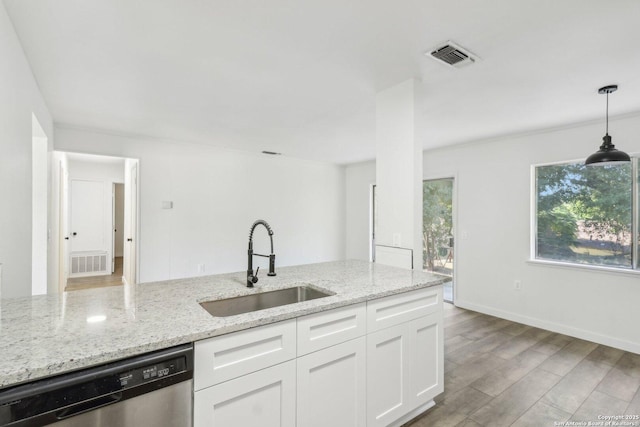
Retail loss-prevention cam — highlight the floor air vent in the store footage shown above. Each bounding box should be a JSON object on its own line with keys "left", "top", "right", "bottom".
{"left": 70, "top": 252, "right": 108, "bottom": 276}
{"left": 428, "top": 41, "right": 478, "bottom": 68}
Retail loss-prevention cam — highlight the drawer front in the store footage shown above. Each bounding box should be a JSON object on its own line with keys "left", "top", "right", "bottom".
{"left": 194, "top": 360, "right": 296, "bottom": 427}
{"left": 194, "top": 319, "right": 296, "bottom": 391}
{"left": 366, "top": 287, "right": 441, "bottom": 333}
{"left": 297, "top": 303, "right": 366, "bottom": 356}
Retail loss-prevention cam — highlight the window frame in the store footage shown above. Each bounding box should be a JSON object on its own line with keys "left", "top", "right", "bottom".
{"left": 530, "top": 157, "right": 640, "bottom": 273}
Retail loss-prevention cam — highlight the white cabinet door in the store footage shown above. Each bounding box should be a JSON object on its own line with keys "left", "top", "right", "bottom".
{"left": 366, "top": 324, "right": 410, "bottom": 427}
{"left": 409, "top": 312, "right": 444, "bottom": 408}
{"left": 297, "top": 337, "right": 366, "bottom": 427}
{"left": 366, "top": 287, "right": 444, "bottom": 427}
{"left": 194, "top": 360, "right": 296, "bottom": 427}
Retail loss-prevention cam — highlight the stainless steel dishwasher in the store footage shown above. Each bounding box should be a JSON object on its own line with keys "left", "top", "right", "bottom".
{"left": 0, "top": 344, "right": 193, "bottom": 427}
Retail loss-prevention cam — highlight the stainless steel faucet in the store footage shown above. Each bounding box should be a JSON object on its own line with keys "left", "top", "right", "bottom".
{"left": 247, "top": 220, "right": 276, "bottom": 287}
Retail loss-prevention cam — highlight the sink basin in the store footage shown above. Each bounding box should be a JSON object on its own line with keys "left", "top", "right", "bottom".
{"left": 200, "top": 286, "right": 334, "bottom": 317}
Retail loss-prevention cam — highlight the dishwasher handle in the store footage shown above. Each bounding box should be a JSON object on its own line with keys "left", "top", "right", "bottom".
{"left": 55, "top": 392, "right": 123, "bottom": 420}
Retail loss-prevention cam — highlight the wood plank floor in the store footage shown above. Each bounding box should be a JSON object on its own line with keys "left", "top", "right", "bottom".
{"left": 65, "top": 257, "right": 124, "bottom": 292}
{"left": 406, "top": 303, "right": 640, "bottom": 426}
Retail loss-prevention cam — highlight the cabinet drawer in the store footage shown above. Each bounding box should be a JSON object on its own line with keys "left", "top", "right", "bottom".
{"left": 366, "top": 287, "right": 441, "bottom": 333}
{"left": 297, "top": 303, "right": 366, "bottom": 356}
{"left": 194, "top": 319, "right": 296, "bottom": 391}
{"left": 194, "top": 360, "right": 296, "bottom": 427}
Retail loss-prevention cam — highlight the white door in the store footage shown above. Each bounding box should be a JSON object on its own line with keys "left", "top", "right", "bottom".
{"left": 124, "top": 162, "right": 138, "bottom": 285}
{"left": 297, "top": 337, "right": 366, "bottom": 427}
{"left": 70, "top": 180, "right": 105, "bottom": 252}
{"left": 194, "top": 360, "right": 296, "bottom": 427}
{"left": 366, "top": 325, "right": 410, "bottom": 427}
{"left": 58, "top": 161, "right": 69, "bottom": 291}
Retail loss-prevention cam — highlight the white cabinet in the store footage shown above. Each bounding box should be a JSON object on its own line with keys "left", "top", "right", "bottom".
{"left": 297, "top": 336, "right": 366, "bottom": 427}
{"left": 410, "top": 312, "right": 444, "bottom": 408}
{"left": 366, "top": 288, "right": 443, "bottom": 427}
{"left": 194, "top": 319, "right": 296, "bottom": 391}
{"left": 296, "top": 303, "right": 367, "bottom": 427}
{"left": 194, "top": 360, "right": 296, "bottom": 427}
{"left": 297, "top": 303, "right": 366, "bottom": 356}
{"left": 367, "top": 322, "right": 410, "bottom": 427}
{"left": 194, "top": 320, "right": 297, "bottom": 427}
{"left": 194, "top": 286, "right": 443, "bottom": 427}
{"left": 366, "top": 287, "right": 440, "bottom": 332}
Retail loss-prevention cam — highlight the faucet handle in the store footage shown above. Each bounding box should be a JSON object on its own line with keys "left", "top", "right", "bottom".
{"left": 268, "top": 254, "right": 276, "bottom": 276}
{"left": 251, "top": 267, "right": 260, "bottom": 284}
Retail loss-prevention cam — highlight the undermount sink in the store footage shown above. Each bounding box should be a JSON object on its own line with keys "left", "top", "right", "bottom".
{"left": 200, "top": 285, "right": 334, "bottom": 317}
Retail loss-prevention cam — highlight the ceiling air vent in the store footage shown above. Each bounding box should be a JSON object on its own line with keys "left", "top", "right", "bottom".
{"left": 428, "top": 41, "right": 478, "bottom": 68}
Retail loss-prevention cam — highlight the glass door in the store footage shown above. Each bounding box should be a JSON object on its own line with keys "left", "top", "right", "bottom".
{"left": 423, "top": 178, "right": 454, "bottom": 303}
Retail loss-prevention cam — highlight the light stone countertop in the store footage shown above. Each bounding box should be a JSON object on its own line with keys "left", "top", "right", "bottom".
{"left": 0, "top": 260, "right": 445, "bottom": 389}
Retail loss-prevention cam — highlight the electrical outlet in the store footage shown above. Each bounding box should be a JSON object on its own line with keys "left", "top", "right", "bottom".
{"left": 514, "top": 280, "right": 522, "bottom": 290}
{"left": 197, "top": 264, "right": 205, "bottom": 273}
{"left": 392, "top": 233, "right": 401, "bottom": 247}
{"left": 461, "top": 231, "right": 469, "bottom": 240}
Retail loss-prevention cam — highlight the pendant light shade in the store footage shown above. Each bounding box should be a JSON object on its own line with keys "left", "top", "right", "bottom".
{"left": 585, "top": 85, "right": 630, "bottom": 166}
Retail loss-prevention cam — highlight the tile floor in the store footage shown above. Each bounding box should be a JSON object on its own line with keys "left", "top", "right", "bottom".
{"left": 406, "top": 303, "right": 640, "bottom": 427}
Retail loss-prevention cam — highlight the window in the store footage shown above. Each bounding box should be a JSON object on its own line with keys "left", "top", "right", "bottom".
{"left": 534, "top": 159, "right": 638, "bottom": 270}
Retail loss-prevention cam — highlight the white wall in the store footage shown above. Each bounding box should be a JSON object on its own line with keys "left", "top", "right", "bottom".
{"left": 425, "top": 114, "right": 640, "bottom": 352}
{"left": 68, "top": 158, "right": 125, "bottom": 183}
{"left": 375, "top": 80, "right": 423, "bottom": 270}
{"left": 31, "top": 115, "right": 48, "bottom": 295}
{"left": 345, "top": 160, "right": 375, "bottom": 260}
{"left": 345, "top": 114, "right": 640, "bottom": 352}
{"left": 54, "top": 126, "right": 346, "bottom": 283}
{"left": 0, "top": 3, "right": 53, "bottom": 298}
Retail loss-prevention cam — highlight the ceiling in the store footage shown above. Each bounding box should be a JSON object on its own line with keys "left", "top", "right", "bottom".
{"left": 5, "top": 0, "right": 640, "bottom": 164}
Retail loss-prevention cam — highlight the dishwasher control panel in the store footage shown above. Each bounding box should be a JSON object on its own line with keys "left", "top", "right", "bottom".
{"left": 119, "top": 356, "right": 187, "bottom": 388}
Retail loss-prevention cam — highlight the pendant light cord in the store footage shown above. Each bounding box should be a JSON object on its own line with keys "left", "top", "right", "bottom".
{"left": 606, "top": 91, "right": 609, "bottom": 135}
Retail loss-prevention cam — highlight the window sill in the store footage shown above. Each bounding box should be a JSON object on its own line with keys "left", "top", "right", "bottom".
{"left": 527, "top": 258, "right": 640, "bottom": 277}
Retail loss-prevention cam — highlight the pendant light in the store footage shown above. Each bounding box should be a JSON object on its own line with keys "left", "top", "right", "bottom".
{"left": 585, "top": 85, "right": 630, "bottom": 165}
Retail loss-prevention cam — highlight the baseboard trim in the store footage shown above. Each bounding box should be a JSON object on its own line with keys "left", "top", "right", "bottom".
{"left": 388, "top": 400, "right": 436, "bottom": 427}
{"left": 455, "top": 299, "right": 640, "bottom": 354}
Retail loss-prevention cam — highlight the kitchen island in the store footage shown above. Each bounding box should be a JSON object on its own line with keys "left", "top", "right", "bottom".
{"left": 0, "top": 260, "right": 445, "bottom": 426}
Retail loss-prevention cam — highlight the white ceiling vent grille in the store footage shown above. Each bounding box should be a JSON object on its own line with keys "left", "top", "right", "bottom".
{"left": 428, "top": 41, "right": 479, "bottom": 68}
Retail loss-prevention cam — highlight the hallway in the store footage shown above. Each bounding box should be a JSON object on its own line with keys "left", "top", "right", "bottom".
{"left": 65, "top": 257, "right": 123, "bottom": 292}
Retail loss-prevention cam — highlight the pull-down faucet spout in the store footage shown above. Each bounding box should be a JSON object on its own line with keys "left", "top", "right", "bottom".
{"left": 247, "top": 220, "right": 276, "bottom": 287}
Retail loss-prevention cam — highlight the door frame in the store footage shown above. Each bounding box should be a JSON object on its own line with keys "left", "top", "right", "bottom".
{"left": 57, "top": 158, "right": 69, "bottom": 293}
{"left": 422, "top": 174, "right": 458, "bottom": 304}
{"left": 123, "top": 159, "right": 139, "bottom": 285}
{"left": 370, "top": 184, "right": 376, "bottom": 262}
{"left": 52, "top": 152, "right": 140, "bottom": 292}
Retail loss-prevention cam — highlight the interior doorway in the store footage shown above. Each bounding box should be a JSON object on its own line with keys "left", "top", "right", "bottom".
{"left": 52, "top": 152, "right": 139, "bottom": 292}
{"left": 423, "top": 178, "right": 455, "bottom": 303}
